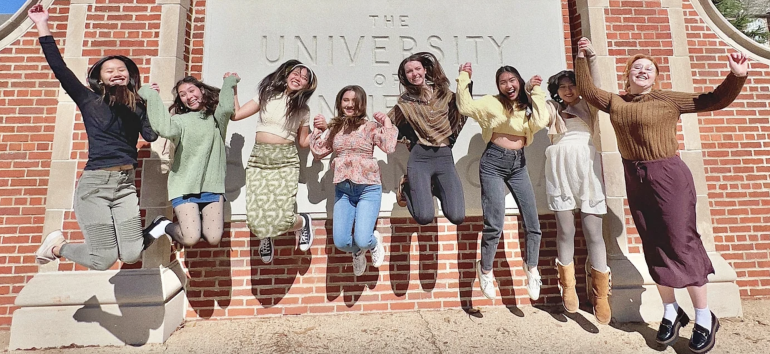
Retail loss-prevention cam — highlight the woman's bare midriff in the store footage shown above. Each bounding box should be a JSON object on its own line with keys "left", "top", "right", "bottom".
{"left": 256, "top": 132, "right": 293, "bottom": 144}
{"left": 490, "top": 132, "right": 526, "bottom": 150}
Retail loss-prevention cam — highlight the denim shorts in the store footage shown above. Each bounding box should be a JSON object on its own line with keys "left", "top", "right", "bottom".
{"left": 171, "top": 192, "right": 223, "bottom": 208}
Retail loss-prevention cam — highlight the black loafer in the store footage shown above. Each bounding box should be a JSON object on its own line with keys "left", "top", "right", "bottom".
{"left": 656, "top": 307, "right": 690, "bottom": 345}
{"left": 689, "top": 312, "right": 720, "bottom": 353}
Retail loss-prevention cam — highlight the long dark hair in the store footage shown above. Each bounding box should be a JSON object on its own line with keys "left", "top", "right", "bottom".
{"left": 397, "top": 52, "right": 450, "bottom": 102}
{"left": 547, "top": 70, "right": 576, "bottom": 105}
{"left": 168, "top": 76, "right": 220, "bottom": 116}
{"left": 257, "top": 60, "right": 317, "bottom": 128}
{"left": 86, "top": 55, "right": 142, "bottom": 110}
{"left": 495, "top": 66, "right": 530, "bottom": 115}
{"left": 325, "top": 85, "right": 368, "bottom": 148}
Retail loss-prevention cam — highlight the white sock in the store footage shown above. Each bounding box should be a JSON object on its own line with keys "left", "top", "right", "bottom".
{"left": 300, "top": 215, "right": 306, "bottom": 228}
{"left": 663, "top": 302, "right": 679, "bottom": 322}
{"left": 149, "top": 220, "right": 172, "bottom": 239}
{"left": 695, "top": 307, "right": 712, "bottom": 330}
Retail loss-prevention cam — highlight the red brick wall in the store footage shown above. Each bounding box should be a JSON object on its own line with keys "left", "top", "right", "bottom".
{"left": 681, "top": 0, "right": 770, "bottom": 298}
{"left": 0, "top": 0, "right": 767, "bottom": 329}
{"left": 0, "top": 2, "right": 68, "bottom": 327}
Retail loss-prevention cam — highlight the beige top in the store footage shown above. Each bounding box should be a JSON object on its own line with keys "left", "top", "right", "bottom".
{"left": 253, "top": 94, "right": 310, "bottom": 142}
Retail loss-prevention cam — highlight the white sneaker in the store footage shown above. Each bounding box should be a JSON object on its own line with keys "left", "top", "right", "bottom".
{"left": 524, "top": 264, "right": 542, "bottom": 300}
{"left": 352, "top": 250, "right": 366, "bottom": 276}
{"left": 259, "top": 238, "right": 274, "bottom": 263}
{"left": 35, "top": 230, "right": 66, "bottom": 265}
{"left": 476, "top": 260, "right": 496, "bottom": 299}
{"left": 371, "top": 231, "right": 385, "bottom": 268}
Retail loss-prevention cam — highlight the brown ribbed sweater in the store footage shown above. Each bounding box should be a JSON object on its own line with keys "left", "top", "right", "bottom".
{"left": 575, "top": 57, "right": 746, "bottom": 161}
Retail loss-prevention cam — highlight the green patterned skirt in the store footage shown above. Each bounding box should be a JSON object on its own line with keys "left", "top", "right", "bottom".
{"left": 245, "top": 142, "right": 300, "bottom": 239}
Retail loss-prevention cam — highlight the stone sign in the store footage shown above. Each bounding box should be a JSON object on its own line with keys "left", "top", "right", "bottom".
{"left": 203, "top": 0, "right": 566, "bottom": 220}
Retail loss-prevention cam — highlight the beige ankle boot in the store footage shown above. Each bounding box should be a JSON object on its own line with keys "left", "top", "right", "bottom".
{"left": 556, "top": 259, "right": 579, "bottom": 313}
{"left": 591, "top": 267, "right": 612, "bottom": 325}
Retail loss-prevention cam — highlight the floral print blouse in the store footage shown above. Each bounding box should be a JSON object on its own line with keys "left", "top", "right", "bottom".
{"left": 310, "top": 120, "right": 398, "bottom": 185}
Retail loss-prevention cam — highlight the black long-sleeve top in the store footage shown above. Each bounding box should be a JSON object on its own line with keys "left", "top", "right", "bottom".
{"left": 39, "top": 35, "right": 157, "bottom": 170}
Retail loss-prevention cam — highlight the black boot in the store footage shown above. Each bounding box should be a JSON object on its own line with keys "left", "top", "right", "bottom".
{"left": 656, "top": 307, "right": 690, "bottom": 345}
{"left": 689, "top": 312, "right": 720, "bottom": 353}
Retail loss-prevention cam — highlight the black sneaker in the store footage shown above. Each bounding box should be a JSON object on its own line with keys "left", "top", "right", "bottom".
{"left": 689, "top": 312, "right": 719, "bottom": 353}
{"left": 259, "top": 238, "right": 274, "bottom": 263}
{"left": 142, "top": 216, "right": 170, "bottom": 250}
{"left": 297, "top": 213, "right": 314, "bottom": 251}
{"left": 656, "top": 307, "right": 690, "bottom": 345}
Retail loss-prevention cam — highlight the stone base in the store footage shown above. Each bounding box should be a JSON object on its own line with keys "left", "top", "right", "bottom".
{"left": 9, "top": 261, "right": 187, "bottom": 350}
{"left": 608, "top": 252, "right": 743, "bottom": 323}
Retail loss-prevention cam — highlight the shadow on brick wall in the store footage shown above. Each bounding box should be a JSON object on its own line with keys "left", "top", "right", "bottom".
{"left": 184, "top": 229, "right": 233, "bottom": 319}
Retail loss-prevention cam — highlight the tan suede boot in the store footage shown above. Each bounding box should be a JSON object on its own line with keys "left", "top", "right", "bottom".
{"left": 591, "top": 267, "right": 612, "bottom": 325}
{"left": 556, "top": 259, "right": 579, "bottom": 313}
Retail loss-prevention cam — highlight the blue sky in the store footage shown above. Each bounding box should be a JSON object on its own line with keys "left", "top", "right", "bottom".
{"left": 0, "top": 0, "right": 28, "bottom": 15}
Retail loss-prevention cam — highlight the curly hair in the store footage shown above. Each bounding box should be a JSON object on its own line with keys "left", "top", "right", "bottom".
{"left": 257, "top": 60, "right": 318, "bottom": 129}
{"left": 547, "top": 70, "right": 576, "bottom": 105}
{"left": 324, "top": 85, "right": 368, "bottom": 148}
{"left": 168, "top": 76, "right": 220, "bottom": 116}
{"left": 397, "top": 52, "right": 450, "bottom": 102}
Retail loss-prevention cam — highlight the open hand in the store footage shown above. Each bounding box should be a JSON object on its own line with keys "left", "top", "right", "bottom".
{"left": 727, "top": 52, "right": 749, "bottom": 77}
{"left": 313, "top": 114, "right": 327, "bottom": 131}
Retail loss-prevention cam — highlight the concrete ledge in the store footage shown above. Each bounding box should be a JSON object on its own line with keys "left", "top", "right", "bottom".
{"left": 9, "top": 262, "right": 187, "bottom": 350}
{"left": 609, "top": 253, "right": 742, "bottom": 323}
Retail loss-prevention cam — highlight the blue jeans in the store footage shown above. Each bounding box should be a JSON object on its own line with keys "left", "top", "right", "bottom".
{"left": 333, "top": 181, "right": 382, "bottom": 254}
{"left": 479, "top": 143, "right": 542, "bottom": 271}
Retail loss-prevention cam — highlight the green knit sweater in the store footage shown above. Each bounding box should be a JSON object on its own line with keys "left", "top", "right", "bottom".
{"left": 575, "top": 57, "right": 746, "bottom": 161}
{"left": 139, "top": 75, "right": 238, "bottom": 200}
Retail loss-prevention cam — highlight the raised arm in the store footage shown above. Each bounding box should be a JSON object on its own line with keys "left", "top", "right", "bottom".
{"left": 138, "top": 85, "right": 182, "bottom": 143}
{"left": 575, "top": 37, "right": 614, "bottom": 113}
{"left": 138, "top": 107, "right": 159, "bottom": 142}
{"left": 455, "top": 64, "right": 498, "bottom": 126}
{"left": 309, "top": 114, "right": 332, "bottom": 159}
{"left": 527, "top": 77, "right": 551, "bottom": 134}
{"left": 668, "top": 52, "right": 748, "bottom": 114}
{"left": 213, "top": 73, "right": 240, "bottom": 138}
{"left": 30, "top": 6, "right": 92, "bottom": 105}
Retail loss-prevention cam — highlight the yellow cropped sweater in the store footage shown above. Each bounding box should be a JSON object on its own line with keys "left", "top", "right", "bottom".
{"left": 455, "top": 71, "right": 549, "bottom": 145}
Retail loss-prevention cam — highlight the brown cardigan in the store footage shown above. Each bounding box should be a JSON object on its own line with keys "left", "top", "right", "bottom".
{"left": 575, "top": 57, "right": 746, "bottom": 161}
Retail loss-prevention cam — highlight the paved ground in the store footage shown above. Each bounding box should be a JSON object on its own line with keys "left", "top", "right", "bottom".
{"left": 2, "top": 300, "right": 768, "bottom": 353}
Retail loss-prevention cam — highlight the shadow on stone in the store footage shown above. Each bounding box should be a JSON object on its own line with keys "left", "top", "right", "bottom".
{"left": 71, "top": 269, "right": 164, "bottom": 346}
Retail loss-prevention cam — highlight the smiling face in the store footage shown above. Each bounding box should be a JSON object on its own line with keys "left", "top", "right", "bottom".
{"left": 404, "top": 60, "right": 426, "bottom": 86}
{"left": 99, "top": 59, "right": 129, "bottom": 86}
{"left": 497, "top": 71, "right": 520, "bottom": 100}
{"left": 286, "top": 67, "right": 310, "bottom": 92}
{"left": 627, "top": 58, "right": 658, "bottom": 94}
{"left": 340, "top": 90, "right": 358, "bottom": 117}
{"left": 557, "top": 77, "right": 580, "bottom": 105}
{"left": 177, "top": 83, "right": 203, "bottom": 111}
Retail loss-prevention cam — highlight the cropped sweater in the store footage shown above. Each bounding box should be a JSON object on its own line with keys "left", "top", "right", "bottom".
{"left": 138, "top": 75, "right": 238, "bottom": 200}
{"left": 455, "top": 71, "right": 549, "bottom": 146}
{"left": 575, "top": 57, "right": 746, "bottom": 161}
{"left": 40, "top": 35, "right": 157, "bottom": 170}
{"left": 387, "top": 91, "right": 467, "bottom": 150}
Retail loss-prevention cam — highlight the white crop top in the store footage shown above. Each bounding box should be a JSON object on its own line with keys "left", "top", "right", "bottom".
{"left": 253, "top": 94, "right": 309, "bottom": 142}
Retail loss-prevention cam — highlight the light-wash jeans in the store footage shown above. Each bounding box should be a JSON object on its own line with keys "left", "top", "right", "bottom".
{"left": 333, "top": 181, "right": 382, "bottom": 254}
{"left": 60, "top": 169, "right": 144, "bottom": 270}
{"left": 479, "top": 143, "right": 542, "bottom": 271}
